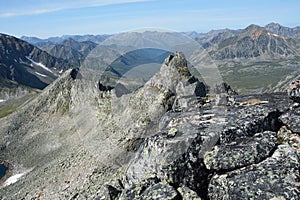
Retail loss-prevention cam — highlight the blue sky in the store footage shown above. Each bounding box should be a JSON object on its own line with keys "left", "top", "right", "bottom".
{"left": 0, "top": 0, "right": 299, "bottom": 38}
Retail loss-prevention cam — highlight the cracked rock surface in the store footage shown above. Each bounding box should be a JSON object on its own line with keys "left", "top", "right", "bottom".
{"left": 208, "top": 145, "right": 300, "bottom": 200}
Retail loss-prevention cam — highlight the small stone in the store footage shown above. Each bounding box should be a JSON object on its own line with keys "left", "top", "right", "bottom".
{"left": 167, "top": 128, "right": 178, "bottom": 137}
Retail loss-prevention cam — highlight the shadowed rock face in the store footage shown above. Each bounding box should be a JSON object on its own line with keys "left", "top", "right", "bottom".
{"left": 0, "top": 53, "right": 299, "bottom": 200}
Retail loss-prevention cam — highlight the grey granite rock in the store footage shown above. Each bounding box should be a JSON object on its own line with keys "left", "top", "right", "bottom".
{"left": 208, "top": 145, "right": 300, "bottom": 200}
{"left": 204, "top": 131, "right": 277, "bottom": 170}
{"left": 220, "top": 93, "right": 291, "bottom": 143}
{"left": 177, "top": 186, "right": 202, "bottom": 200}
{"left": 141, "top": 182, "right": 179, "bottom": 200}
{"left": 119, "top": 179, "right": 179, "bottom": 200}
{"left": 280, "top": 108, "right": 300, "bottom": 134}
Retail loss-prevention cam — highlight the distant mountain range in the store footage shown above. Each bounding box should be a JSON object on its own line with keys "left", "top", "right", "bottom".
{"left": 0, "top": 22, "right": 299, "bottom": 97}
{"left": 209, "top": 24, "right": 298, "bottom": 60}
{"left": 21, "top": 34, "right": 111, "bottom": 45}
{"left": 40, "top": 38, "right": 98, "bottom": 67}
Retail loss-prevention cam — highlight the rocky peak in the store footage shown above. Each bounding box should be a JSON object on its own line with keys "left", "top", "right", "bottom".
{"left": 265, "top": 22, "right": 282, "bottom": 30}
{"left": 145, "top": 52, "right": 207, "bottom": 111}
{"left": 146, "top": 52, "right": 203, "bottom": 92}
{"left": 244, "top": 24, "right": 265, "bottom": 35}
{"left": 265, "top": 22, "right": 300, "bottom": 39}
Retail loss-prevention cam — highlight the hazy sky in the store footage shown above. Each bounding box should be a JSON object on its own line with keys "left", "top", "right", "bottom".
{"left": 0, "top": 0, "right": 299, "bottom": 38}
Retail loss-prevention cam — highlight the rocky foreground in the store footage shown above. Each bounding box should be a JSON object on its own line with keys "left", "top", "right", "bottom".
{"left": 0, "top": 52, "right": 299, "bottom": 199}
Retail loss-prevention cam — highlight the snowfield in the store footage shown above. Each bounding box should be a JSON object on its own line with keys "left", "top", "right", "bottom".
{"left": 25, "top": 56, "right": 53, "bottom": 73}
{"left": 3, "top": 173, "right": 25, "bottom": 186}
{"left": 35, "top": 72, "right": 48, "bottom": 77}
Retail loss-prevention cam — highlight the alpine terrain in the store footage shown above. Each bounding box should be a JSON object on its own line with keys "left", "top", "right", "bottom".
{"left": 0, "top": 23, "right": 299, "bottom": 199}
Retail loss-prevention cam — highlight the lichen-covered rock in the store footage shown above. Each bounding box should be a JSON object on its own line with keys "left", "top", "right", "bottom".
{"left": 177, "top": 186, "right": 202, "bottom": 200}
{"left": 119, "top": 178, "right": 159, "bottom": 200}
{"left": 277, "top": 126, "right": 300, "bottom": 154}
{"left": 204, "top": 131, "right": 277, "bottom": 170}
{"left": 220, "top": 93, "right": 291, "bottom": 143}
{"left": 208, "top": 145, "right": 300, "bottom": 200}
{"left": 125, "top": 105, "right": 222, "bottom": 199}
{"left": 280, "top": 108, "right": 300, "bottom": 134}
{"left": 125, "top": 130, "right": 201, "bottom": 185}
{"left": 141, "top": 182, "right": 180, "bottom": 200}
{"left": 119, "top": 179, "right": 179, "bottom": 200}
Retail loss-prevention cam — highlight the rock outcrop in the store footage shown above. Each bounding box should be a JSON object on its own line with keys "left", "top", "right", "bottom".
{"left": 117, "top": 90, "right": 300, "bottom": 200}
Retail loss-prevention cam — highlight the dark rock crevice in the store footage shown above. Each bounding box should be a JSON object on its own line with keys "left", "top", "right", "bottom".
{"left": 69, "top": 68, "right": 82, "bottom": 80}
{"left": 98, "top": 81, "right": 114, "bottom": 92}
{"left": 211, "top": 144, "right": 279, "bottom": 177}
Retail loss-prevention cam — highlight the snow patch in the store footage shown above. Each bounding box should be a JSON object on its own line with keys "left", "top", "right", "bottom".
{"left": 14, "top": 59, "right": 17, "bottom": 63}
{"left": 3, "top": 173, "right": 25, "bottom": 186}
{"left": 35, "top": 72, "right": 48, "bottom": 77}
{"left": 268, "top": 32, "right": 280, "bottom": 37}
{"left": 0, "top": 99, "right": 6, "bottom": 103}
{"left": 25, "top": 56, "right": 53, "bottom": 73}
{"left": 59, "top": 69, "right": 63, "bottom": 74}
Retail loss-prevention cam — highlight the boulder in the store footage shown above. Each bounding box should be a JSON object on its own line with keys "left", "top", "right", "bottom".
{"left": 280, "top": 108, "right": 300, "bottom": 133}
{"left": 208, "top": 145, "right": 300, "bottom": 200}
{"left": 204, "top": 131, "right": 277, "bottom": 170}
{"left": 119, "top": 179, "right": 179, "bottom": 200}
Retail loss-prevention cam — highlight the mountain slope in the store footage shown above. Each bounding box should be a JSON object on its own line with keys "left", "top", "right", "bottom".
{"left": 0, "top": 33, "right": 72, "bottom": 90}
{"left": 41, "top": 38, "right": 98, "bottom": 67}
{"left": 195, "top": 28, "right": 239, "bottom": 49}
{"left": 209, "top": 24, "right": 299, "bottom": 60}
